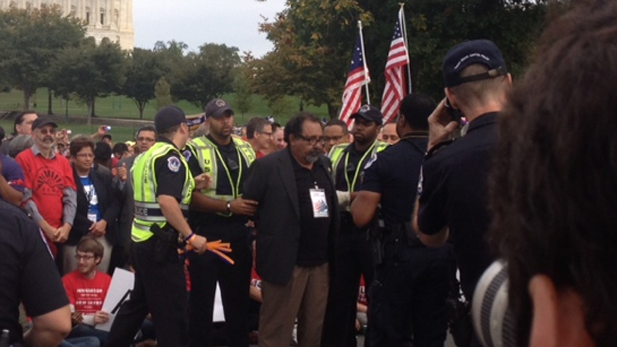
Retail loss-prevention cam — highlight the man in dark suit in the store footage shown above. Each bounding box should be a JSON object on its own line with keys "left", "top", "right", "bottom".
{"left": 243, "top": 112, "right": 339, "bottom": 347}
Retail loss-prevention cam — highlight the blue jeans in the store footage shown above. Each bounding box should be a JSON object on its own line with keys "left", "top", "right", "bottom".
{"left": 59, "top": 336, "right": 100, "bottom": 347}
{"left": 67, "top": 324, "right": 109, "bottom": 346}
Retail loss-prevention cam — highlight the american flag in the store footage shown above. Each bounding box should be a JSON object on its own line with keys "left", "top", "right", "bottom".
{"left": 339, "top": 35, "right": 370, "bottom": 126}
{"left": 381, "top": 8, "right": 410, "bottom": 124}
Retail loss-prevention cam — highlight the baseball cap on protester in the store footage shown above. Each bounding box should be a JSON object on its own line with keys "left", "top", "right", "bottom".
{"left": 350, "top": 104, "right": 383, "bottom": 125}
{"left": 154, "top": 106, "right": 187, "bottom": 133}
{"left": 442, "top": 39, "right": 508, "bottom": 87}
{"left": 31, "top": 118, "right": 58, "bottom": 130}
{"left": 205, "top": 99, "right": 234, "bottom": 119}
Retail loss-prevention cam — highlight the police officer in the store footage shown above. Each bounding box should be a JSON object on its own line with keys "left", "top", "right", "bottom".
{"left": 322, "top": 105, "right": 387, "bottom": 347}
{"left": 106, "top": 106, "right": 209, "bottom": 347}
{"left": 351, "top": 94, "right": 455, "bottom": 347}
{"left": 186, "top": 98, "right": 257, "bottom": 347}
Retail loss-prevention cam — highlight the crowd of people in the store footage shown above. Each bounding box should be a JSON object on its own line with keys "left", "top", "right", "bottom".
{"left": 2, "top": 2, "right": 617, "bottom": 347}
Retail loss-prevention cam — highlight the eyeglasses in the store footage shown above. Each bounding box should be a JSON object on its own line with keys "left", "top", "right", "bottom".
{"left": 38, "top": 129, "right": 57, "bottom": 135}
{"left": 296, "top": 134, "right": 326, "bottom": 146}
{"left": 76, "top": 153, "right": 94, "bottom": 158}
{"left": 258, "top": 131, "right": 273, "bottom": 138}
{"left": 137, "top": 137, "right": 156, "bottom": 142}
{"left": 74, "top": 254, "right": 95, "bottom": 261}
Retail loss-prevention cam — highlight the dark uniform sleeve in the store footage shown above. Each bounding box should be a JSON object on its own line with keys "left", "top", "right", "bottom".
{"left": 417, "top": 157, "right": 448, "bottom": 235}
{"left": 18, "top": 211, "right": 69, "bottom": 317}
{"left": 154, "top": 152, "right": 187, "bottom": 201}
{"left": 184, "top": 144, "right": 203, "bottom": 177}
{"left": 359, "top": 153, "right": 385, "bottom": 194}
{"left": 242, "top": 158, "right": 267, "bottom": 204}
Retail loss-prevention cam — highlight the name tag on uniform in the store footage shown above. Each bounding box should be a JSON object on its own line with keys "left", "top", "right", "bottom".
{"left": 309, "top": 188, "right": 329, "bottom": 218}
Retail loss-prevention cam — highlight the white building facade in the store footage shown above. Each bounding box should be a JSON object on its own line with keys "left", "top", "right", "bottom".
{"left": 0, "top": 0, "right": 134, "bottom": 50}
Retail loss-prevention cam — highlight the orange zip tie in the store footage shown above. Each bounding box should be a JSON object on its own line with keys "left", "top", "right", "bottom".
{"left": 187, "top": 240, "right": 235, "bottom": 265}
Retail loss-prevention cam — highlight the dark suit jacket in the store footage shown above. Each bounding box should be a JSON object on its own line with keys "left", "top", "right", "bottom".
{"left": 243, "top": 148, "right": 339, "bottom": 285}
{"left": 68, "top": 164, "right": 121, "bottom": 245}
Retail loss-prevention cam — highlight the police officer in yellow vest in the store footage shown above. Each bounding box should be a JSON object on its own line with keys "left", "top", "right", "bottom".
{"left": 322, "top": 104, "right": 388, "bottom": 347}
{"left": 186, "top": 98, "right": 257, "bottom": 347}
{"left": 106, "top": 106, "right": 209, "bottom": 347}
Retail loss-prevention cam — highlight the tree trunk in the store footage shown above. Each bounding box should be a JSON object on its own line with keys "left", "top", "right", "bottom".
{"left": 86, "top": 98, "right": 94, "bottom": 125}
{"left": 23, "top": 90, "right": 32, "bottom": 111}
{"left": 47, "top": 89, "right": 53, "bottom": 115}
{"left": 139, "top": 101, "right": 145, "bottom": 119}
{"left": 327, "top": 102, "right": 338, "bottom": 119}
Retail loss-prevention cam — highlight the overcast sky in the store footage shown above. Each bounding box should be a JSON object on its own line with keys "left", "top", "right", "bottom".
{"left": 133, "top": 0, "right": 287, "bottom": 57}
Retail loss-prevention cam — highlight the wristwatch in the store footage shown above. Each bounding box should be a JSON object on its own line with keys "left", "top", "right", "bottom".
{"left": 226, "top": 200, "right": 232, "bottom": 214}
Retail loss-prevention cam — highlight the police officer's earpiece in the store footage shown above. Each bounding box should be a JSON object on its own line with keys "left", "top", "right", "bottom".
{"left": 471, "top": 260, "right": 517, "bottom": 347}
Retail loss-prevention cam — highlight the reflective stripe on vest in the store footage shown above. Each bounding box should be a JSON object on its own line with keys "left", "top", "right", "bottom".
{"left": 187, "top": 136, "right": 255, "bottom": 203}
{"left": 328, "top": 140, "right": 389, "bottom": 192}
{"left": 130, "top": 142, "right": 195, "bottom": 242}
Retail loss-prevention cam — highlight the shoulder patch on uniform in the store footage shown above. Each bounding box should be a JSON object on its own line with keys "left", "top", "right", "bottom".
{"left": 167, "top": 156, "right": 181, "bottom": 173}
{"left": 183, "top": 149, "right": 192, "bottom": 161}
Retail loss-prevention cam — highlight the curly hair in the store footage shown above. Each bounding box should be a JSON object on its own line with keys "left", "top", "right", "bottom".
{"left": 489, "top": 1, "right": 617, "bottom": 346}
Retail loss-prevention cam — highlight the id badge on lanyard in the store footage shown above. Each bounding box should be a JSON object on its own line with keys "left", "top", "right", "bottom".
{"left": 309, "top": 187, "right": 329, "bottom": 218}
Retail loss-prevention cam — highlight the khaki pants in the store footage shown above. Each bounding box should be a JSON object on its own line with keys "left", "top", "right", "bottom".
{"left": 259, "top": 263, "right": 329, "bottom": 347}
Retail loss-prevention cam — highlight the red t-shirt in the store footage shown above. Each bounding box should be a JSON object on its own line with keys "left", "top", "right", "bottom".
{"left": 62, "top": 270, "right": 112, "bottom": 314}
{"left": 251, "top": 267, "right": 262, "bottom": 290}
{"left": 358, "top": 276, "right": 367, "bottom": 306}
{"left": 16, "top": 149, "right": 76, "bottom": 228}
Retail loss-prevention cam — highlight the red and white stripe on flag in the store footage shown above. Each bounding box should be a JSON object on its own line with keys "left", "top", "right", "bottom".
{"left": 340, "top": 35, "right": 370, "bottom": 127}
{"left": 381, "top": 8, "right": 409, "bottom": 124}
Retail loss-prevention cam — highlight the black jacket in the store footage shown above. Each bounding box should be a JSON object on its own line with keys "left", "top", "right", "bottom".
{"left": 243, "top": 149, "right": 339, "bottom": 285}
{"left": 68, "top": 164, "right": 121, "bottom": 245}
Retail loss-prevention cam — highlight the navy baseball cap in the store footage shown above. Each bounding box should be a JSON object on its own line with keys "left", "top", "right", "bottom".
{"left": 350, "top": 104, "right": 383, "bottom": 125}
{"left": 31, "top": 117, "right": 58, "bottom": 130}
{"left": 442, "top": 39, "right": 508, "bottom": 87}
{"left": 154, "top": 106, "right": 187, "bottom": 133}
{"left": 205, "top": 99, "right": 234, "bottom": 119}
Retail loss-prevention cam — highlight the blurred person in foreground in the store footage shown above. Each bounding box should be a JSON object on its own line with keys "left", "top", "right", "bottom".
{"left": 487, "top": 2, "right": 617, "bottom": 347}
{"left": 0, "top": 199, "right": 71, "bottom": 347}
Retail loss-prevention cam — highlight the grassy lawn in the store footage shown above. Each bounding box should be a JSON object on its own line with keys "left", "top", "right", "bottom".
{"left": 0, "top": 89, "right": 331, "bottom": 125}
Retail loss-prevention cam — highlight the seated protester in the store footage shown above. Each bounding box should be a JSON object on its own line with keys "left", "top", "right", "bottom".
{"left": 64, "top": 136, "right": 120, "bottom": 275}
{"left": 62, "top": 237, "right": 111, "bottom": 346}
{"left": 0, "top": 126, "right": 25, "bottom": 206}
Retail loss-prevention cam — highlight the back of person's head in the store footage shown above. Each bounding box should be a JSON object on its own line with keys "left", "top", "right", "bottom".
{"left": 77, "top": 236, "right": 104, "bottom": 260}
{"left": 488, "top": 2, "right": 617, "bottom": 346}
{"left": 246, "top": 117, "right": 270, "bottom": 139}
{"left": 284, "top": 112, "right": 322, "bottom": 143}
{"left": 324, "top": 119, "right": 349, "bottom": 134}
{"left": 8, "top": 134, "right": 34, "bottom": 158}
{"left": 94, "top": 140, "right": 112, "bottom": 162}
{"left": 399, "top": 93, "right": 435, "bottom": 131}
{"left": 112, "top": 142, "right": 129, "bottom": 157}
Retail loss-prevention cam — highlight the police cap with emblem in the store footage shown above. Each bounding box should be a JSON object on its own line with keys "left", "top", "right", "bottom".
{"left": 350, "top": 104, "right": 383, "bottom": 125}
{"left": 442, "top": 39, "right": 507, "bottom": 88}
{"left": 205, "top": 98, "right": 234, "bottom": 119}
{"left": 155, "top": 105, "right": 187, "bottom": 133}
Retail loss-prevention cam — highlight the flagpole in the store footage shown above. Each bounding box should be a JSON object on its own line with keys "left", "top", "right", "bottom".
{"left": 399, "top": 3, "right": 412, "bottom": 93}
{"left": 358, "top": 20, "right": 371, "bottom": 105}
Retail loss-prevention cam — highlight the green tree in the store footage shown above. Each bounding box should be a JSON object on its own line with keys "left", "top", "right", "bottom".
{"left": 122, "top": 48, "right": 166, "bottom": 118}
{"left": 50, "top": 38, "right": 126, "bottom": 124}
{"left": 155, "top": 76, "right": 173, "bottom": 111}
{"left": 0, "top": 5, "right": 85, "bottom": 110}
{"left": 255, "top": 0, "right": 548, "bottom": 115}
{"left": 233, "top": 52, "right": 256, "bottom": 115}
{"left": 171, "top": 43, "right": 241, "bottom": 109}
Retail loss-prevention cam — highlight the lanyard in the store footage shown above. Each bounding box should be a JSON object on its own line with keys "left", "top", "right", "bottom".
{"left": 343, "top": 141, "right": 377, "bottom": 192}
{"left": 212, "top": 146, "right": 243, "bottom": 199}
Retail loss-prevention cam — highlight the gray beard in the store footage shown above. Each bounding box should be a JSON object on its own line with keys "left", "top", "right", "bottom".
{"left": 305, "top": 154, "right": 319, "bottom": 163}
